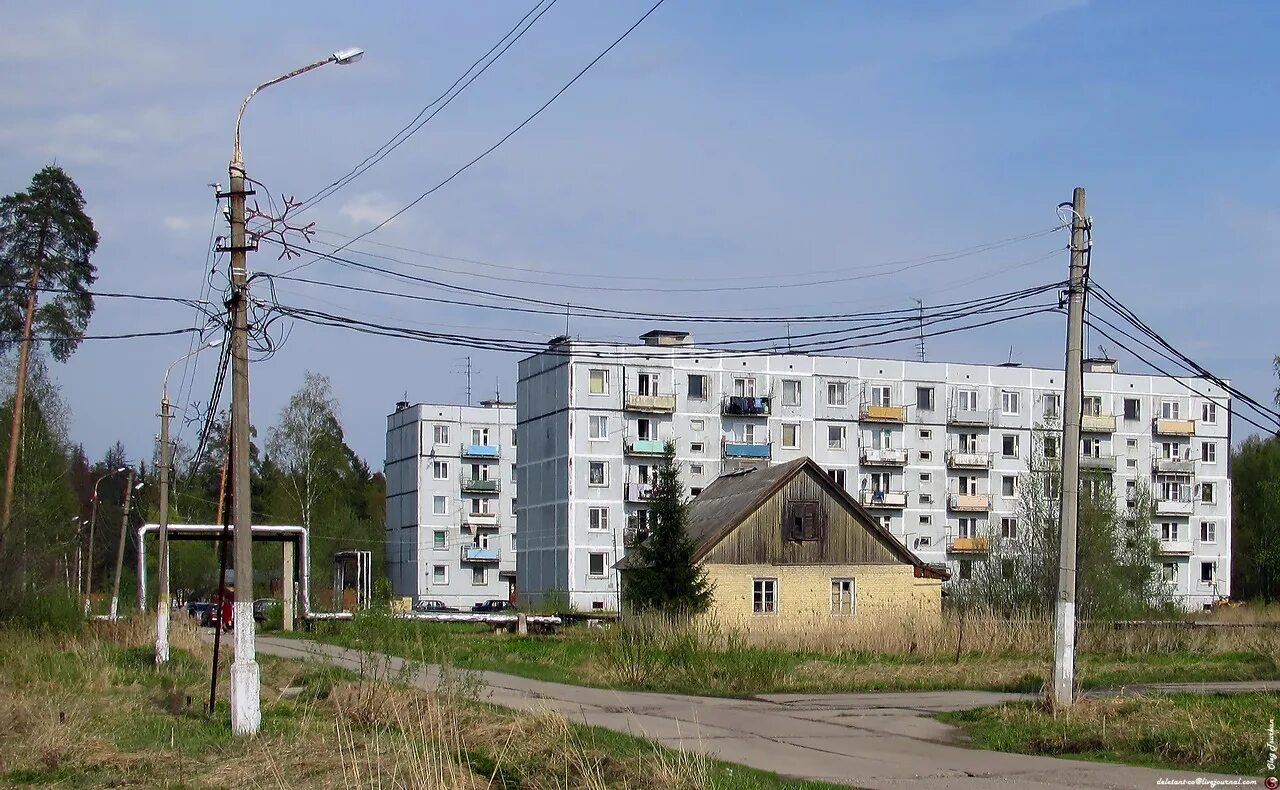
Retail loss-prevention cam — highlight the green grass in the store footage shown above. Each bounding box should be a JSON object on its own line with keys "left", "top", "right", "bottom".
{"left": 939, "top": 692, "right": 1279, "bottom": 776}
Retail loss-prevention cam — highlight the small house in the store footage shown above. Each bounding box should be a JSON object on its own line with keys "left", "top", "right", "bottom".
{"left": 623, "top": 457, "right": 947, "bottom": 627}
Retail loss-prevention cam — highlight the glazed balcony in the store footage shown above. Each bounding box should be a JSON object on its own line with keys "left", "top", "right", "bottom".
{"left": 625, "top": 393, "right": 676, "bottom": 413}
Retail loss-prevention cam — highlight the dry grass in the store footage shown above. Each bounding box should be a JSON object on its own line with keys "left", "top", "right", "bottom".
{"left": 0, "top": 616, "right": 815, "bottom": 789}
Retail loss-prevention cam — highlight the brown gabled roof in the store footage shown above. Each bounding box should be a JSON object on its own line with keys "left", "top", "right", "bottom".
{"left": 683, "top": 457, "right": 946, "bottom": 578}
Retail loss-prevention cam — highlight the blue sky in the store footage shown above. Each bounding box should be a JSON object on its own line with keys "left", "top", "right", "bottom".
{"left": 2, "top": 1, "right": 1277, "bottom": 464}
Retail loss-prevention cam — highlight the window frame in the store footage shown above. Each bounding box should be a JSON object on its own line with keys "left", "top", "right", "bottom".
{"left": 1001, "top": 389, "right": 1020, "bottom": 416}
{"left": 588, "top": 414, "right": 608, "bottom": 441}
{"left": 827, "top": 424, "right": 846, "bottom": 450}
{"left": 687, "top": 374, "right": 707, "bottom": 401}
{"left": 916, "top": 386, "right": 935, "bottom": 411}
{"left": 432, "top": 565, "right": 448, "bottom": 585}
{"left": 781, "top": 379, "right": 802, "bottom": 407}
{"left": 1202, "top": 441, "right": 1217, "bottom": 464}
{"left": 781, "top": 423, "right": 800, "bottom": 449}
{"left": 472, "top": 566, "right": 486, "bottom": 586}
{"left": 588, "top": 507, "right": 609, "bottom": 531}
{"left": 1002, "top": 434, "right": 1019, "bottom": 459}
{"left": 587, "top": 552, "right": 608, "bottom": 578}
{"left": 433, "top": 424, "right": 450, "bottom": 445}
{"left": 830, "top": 578, "right": 855, "bottom": 616}
{"left": 588, "top": 461, "right": 608, "bottom": 487}
{"left": 752, "top": 578, "right": 778, "bottom": 615}
{"left": 1000, "top": 516, "right": 1018, "bottom": 539}
{"left": 589, "top": 368, "right": 609, "bottom": 395}
{"left": 1200, "top": 521, "right": 1217, "bottom": 543}
{"left": 432, "top": 495, "right": 448, "bottom": 516}
{"left": 432, "top": 461, "right": 449, "bottom": 480}
{"left": 433, "top": 530, "right": 447, "bottom": 549}
{"left": 826, "top": 380, "right": 847, "bottom": 407}
{"left": 1123, "top": 398, "right": 1141, "bottom": 420}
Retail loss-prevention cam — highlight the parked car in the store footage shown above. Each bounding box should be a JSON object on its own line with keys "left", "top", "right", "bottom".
{"left": 413, "top": 598, "right": 458, "bottom": 613}
{"left": 472, "top": 599, "right": 515, "bottom": 613}
{"left": 252, "top": 598, "right": 277, "bottom": 623}
{"left": 186, "top": 601, "right": 212, "bottom": 621}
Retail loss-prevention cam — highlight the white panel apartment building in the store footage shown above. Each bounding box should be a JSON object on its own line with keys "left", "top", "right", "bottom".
{"left": 385, "top": 401, "right": 518, "bottom": 607}
{"left": 516, "top": 331, "right": 1231, "bottom": 612}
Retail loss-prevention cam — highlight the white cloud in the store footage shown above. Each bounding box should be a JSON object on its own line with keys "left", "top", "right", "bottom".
{"left": 338, "top": 193, "right": 400, "bottom": 228}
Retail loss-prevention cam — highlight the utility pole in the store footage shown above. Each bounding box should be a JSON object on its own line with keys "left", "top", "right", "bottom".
{"left": 1052, "top": 186, "right": 1088, "bottom": 709}
{"left": 108, "top": 469, "right": 136, "bottom": 620}
{"left": 914, "top": 299, "right": 926, "bottom": 362}
{"left": 465, "top": 356, "right": 473, "bottom": 406}
{"left": 84, "top": 492, "right": 101, "bottom": 613}
{"left": 155, "top": 390, "right": 173, "bottom": 661}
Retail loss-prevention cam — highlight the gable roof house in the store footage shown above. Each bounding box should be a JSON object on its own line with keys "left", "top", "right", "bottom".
{"left": 620, "top": 457, "right": 947, "bottom": 629}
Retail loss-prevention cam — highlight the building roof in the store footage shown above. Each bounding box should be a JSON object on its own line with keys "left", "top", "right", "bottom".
{"left": 621, "top": 457, "right": 946, "bottom": 578}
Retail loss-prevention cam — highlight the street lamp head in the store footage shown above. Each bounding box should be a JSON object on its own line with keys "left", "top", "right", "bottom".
{"left": 332, "top": 47, "right": 364, "bottom": 65}
{"left": 133, "top": 481, "right": 145, "bottom": 491}
{"left": 205, "top": 337, "right": 225, "bottom": 350}
{"left": 116, "top": 467, "right": 127, "bottom": 473}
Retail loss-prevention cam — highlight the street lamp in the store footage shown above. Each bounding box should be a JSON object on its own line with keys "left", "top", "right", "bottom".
{"left": 155, "top": 337, "right": 224, "bottom": 664}
{"left": 83, "top": 466, "right": 127, "bottom": 614}
{"left": 108, "top": 475, "right": 145, "bottom": 621}
{"left": 225, "top": 47, "right": 362, "bottom": 738}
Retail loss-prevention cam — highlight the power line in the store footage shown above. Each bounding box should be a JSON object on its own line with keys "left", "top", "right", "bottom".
{"left": 279, "top": 0, "right": 670, "bottom": 276}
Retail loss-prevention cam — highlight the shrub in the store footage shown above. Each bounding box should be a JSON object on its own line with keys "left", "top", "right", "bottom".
{"left": 0, "top": 586, "right": 83, "bottom": 634}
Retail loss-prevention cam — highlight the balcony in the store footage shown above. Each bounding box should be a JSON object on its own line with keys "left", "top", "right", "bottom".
{"left": 722, "top": 395, "right": 771, "bottom": 417}
{"left": 462, "top": 511, "right": 499, "bottom": 527}
{"left": 1156, "top": 539, "right": 1193, "bottom": 556}
{"left": 461, "top": 443, "right": 500, "bottom": 459}
{"left": 947, "top": 406, "right": 990, "bottom": 427}
{"left": 724, "top": 442, "right": 771, "bottom": 459}
{"left": 1081, "top": 414, "right": 1117, "bottom": 433}
{"left": 625, "top": 393, "right": 676, "bottom": 413}
{"left": 860, "top": 447, "right": 908, "bottom": 466}
{"left": 860, "top": 404, "right": 905, "bottom": 423}
{"left": 948, "top": 536, "right": 992, "bottom": 554}
{"left": 1154, "top": 458, "right": 1195, "bottom": 474}
{"left": 625, "top": 438, "right": 666, "bottom": 457}
{"left": 460, "top": 545, "right": 500, "bottom": 563}
{"left": 948, "top": 493, "right": 992, "bottom": 512}
{"left": 625, "top": 482, "right": 653, "bottom": 503}
{"left": 946, "top": 450, "right": 992, "bottom": 469}
{"left": 460, "top": 477, "right": 500, "bottom": 494}
{"left": 859, "top": 490, "right": 907, "bottom": 508}
{"left": 1154, "top": 418, "right": 1196, "bottom": 437}
{"left": 1079, "top": 454, "right": 1116, "bottom": 472}
{"left": 1156, "top": 498, "right": 1194, "bottom": 516}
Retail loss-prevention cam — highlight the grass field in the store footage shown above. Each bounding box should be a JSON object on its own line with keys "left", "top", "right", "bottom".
{"left": 939, "top": 692, "right": 1279, "bottom": 776}
{"left": 0, "top": 617, "right": 839, "bottom": 789}
{"left": 304, "top": 609, "right": 1280, "bottom": 698}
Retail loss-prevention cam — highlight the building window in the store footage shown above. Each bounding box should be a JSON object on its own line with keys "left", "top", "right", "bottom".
{"left": 690, "top": 418, "right": 705, "bottom": 431}
{"left": 690, "top": 487, "right": 702, "bottom": 497}
{"left": 690, "top": 463, "right": 704, "bottom": 476}
{"left": 1162, "top": 563, "right": 1177, "bottom": 584}
{"left": 588, "top": 507, "right": 608, "bottom": 531}
{"left": 1201, "top": 482, "right": 1215, "bottom": 504}
{"left": 827, "top": 424, "right": 846, "bottom": 450}
{"left": 1002, "top": 476, "right": 1016, "bottom": 497}
{"left": 1043, "top": 476, "right": 1060, "bottom": 500}
{"left": 433, "top": 495, "right": 448, "bottom": 515}
{"left": 589, "top": 415, "right": 608, "bottom": 440}
{"left": 958, "top": 560, "right": 973, "bottom": 581}
{"left": 783, "top": 499, "right": 824, "bottom": 542}
{"left": 919, "top": 428, "right": 932, "bottom": 440}
{"left": 957, "top": 388, "right": 979, "bottom": 412}
{"left": 1202, "top": 401, "right": 1217, "bottom": 424}
{"left": 1200, "top": 561, "right": 1215, "bottom": 584}
{"left": 733, "top": 377, "right": 756, "bottom": 397}
{"left": 827, "top": 381, "right": 847, "bottom": 406}
{"left": 511, "top": 465, "right": 518, "bottom": 483}
{"left": 433, "top": 530, "right": 446, "bottom": 549}
{"left": 1044, "top": 393, "right": 1060, "bottom": 419}
{"left": 920, "top": 492, "right": 933, "bottom": 504}
{"left": 433, "top": 461, "right": 449, "bottom": 480}
{"left": 871, "top": 385, "right": 893, "bottom": 407}
{"left": 957, "top": 517, "right": 978, "bottom": 538}
{"left": 1002, "top": 434, "right": 1019, "bottom": 459}
{"left": 433, "top": 425, "right": 449, "bottom": 445}
{"left": 589, "top": 369, "right": 609, "bottom": 395}
{"left": 1043, "top": 436, "right": 1059, "bottom": 459}
{"left": 1202, "top": 442, "right": 1216, "bottom": 463}
{"left": 1001, "top": 390, "right": 1020, "bottom": 415}
{"left": 920, "top": 472, "right": 932, "bottom": 483}
{"left": 588, "top": 461, "right": 608, "bottom": 486}
{"left": 472, "top": 567, "right": 485, "bottom": 585}
{"left": 782, "top": 379, "right": 801, "bottom": 406}
{"left": 433, "top": 565, "right": 447, "bottom": 584}
{"left": 916, "top": 386, "right": 935, "bottom": 411}
{"left": 690, "top": 441, "right": 705, "bottom": 454}
{"left": 1161, "top": 400, "right": 1180, "bottom": 420}
{"left": 471, "top": 428, "right": 489, "bottom": 446}
{"left": 1124, "top": 398, "right": 1141, "bottom": 420}
{"left": 1200, "top": 521, "right": 1217, "bottom": 543}
{"left": 1001, "top": 517, "right": 1018, "bottom": 539}
{"left": 919, "top": 450, "right": 933, "bottom": 462}
{"left": 1160, "top": 522, "right": 1179, "bottom": 542}
{"left": 687, "top": 374, "right": 707, "bottom": 400}
{"left": 827, "top": 468, "right": 846, "bottom": 488}
{"left": 588, "top": 553, "right": 607, "bottom": 577}
{"left": 999, "top": 559, "right": 1014, "bottom": 579}
{"left": 1082, "top": 396, "right": 1102, "bottom": 417}
{"left": 958, "top": 433, "right": 979, "bottom": 453}
{"left": 830, "top": 579, "right": 854, "bottom": 615}
{"left": 738, "top": 424, "right": 759, "bottom": 446}
{"left": 919, "top": 514, "right": 932, "bottom": 526}
{"left": 511, "top": 428, "right": 517, "bottom": 447}
{"left": 782, "top": 423, "right": 799, "bottom": 449}
{"left": 752, "top": 578, "right": 777, "bottom": 614}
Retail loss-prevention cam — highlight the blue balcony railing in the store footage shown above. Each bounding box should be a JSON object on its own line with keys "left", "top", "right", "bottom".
{"left": 626, "top": 439, "right": 666, "bottom": 456}
{"left": 461, "top": 443, "right": 500, "bottom": 458}
{"left": 724, "top": 442, "right": 771, "bottom": 459}
{"left": 460, "top": 546, "right": 500, "bottom": 563}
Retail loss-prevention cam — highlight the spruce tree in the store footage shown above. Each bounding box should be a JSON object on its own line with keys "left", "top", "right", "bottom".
{"left": 626, "top": 441, "right": 711, "bottom": 614}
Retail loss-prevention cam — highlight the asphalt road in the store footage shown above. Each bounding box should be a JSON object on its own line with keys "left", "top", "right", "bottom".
{"left": 255, "top": 636, "right": 1273, "bottom": 789}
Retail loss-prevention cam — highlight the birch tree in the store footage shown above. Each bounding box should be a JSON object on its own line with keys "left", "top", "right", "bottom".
{"left": 265, "top": 371, "right": 347, "bottom": 533}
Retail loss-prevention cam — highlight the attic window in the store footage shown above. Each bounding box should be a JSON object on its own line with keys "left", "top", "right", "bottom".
{"left": 783, "top": 499, "right": 824, "bottom": 543}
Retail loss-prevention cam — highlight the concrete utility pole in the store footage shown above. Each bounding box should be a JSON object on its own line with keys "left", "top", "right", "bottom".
{"left": 83, "top": 467, "right": 125, "bottom": 613}
{"left": 224, "top": 46, "right": 363, "bottom": 738}
{"left": 108, "top": 469, "right": 138, "bottom": 620}
{"left": 1052, "top": 186, "right": 1089, "bottom": 709}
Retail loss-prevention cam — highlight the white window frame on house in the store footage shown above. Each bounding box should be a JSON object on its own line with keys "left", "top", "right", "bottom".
{"left": 733, "top": 377, "right": 756, "bottom": 398}
{"left": 871, "top": 385, "right": 893, "bottom": 407}
{"left": 1002, "top": 476, "right": 1016, "bottom": 497}
{"left": 1202, "top": 401, "right": 1217, "bottom": 424}
{"left": 589, "top": 369, "right": 609, "bottom": 395}
{"left": 472, "top": 567, "right": 486, "bottom": 586}
{"left": 782, "top": 379, "right": 802, "bottom": 406}
{"left": 1201, "top": 482, "right": 1215, "bottom": 504}
{"left": 470, "top": 497, "right": 491, "bottom": 515}
{"left": 587, "top": 552, "right": 608, "bottom": 578}
{"left": 433, "top": 425, "right": 449, "bottom": 445}
{"left": 690, "top": 441, "right": 705, "bottom": 454}
{"left": 511, "top": 429, "right": 517, "bottom": 447}
{"left": 916, "top": 386, "right": 935, "bottom": 411}
{"left": 1200, "top": 521, "right": 1217, "bottom": 543}
{"left": 752, "top": 578, "right": 777, "bottom": 615}
{"left": 868, "top": 471, "right": 891, "bottom": 494}
{"left": 1200, "top": 561, "right": 1216, "bottom": 585}
{"left": 827, "top": 380, "right": 847, "bottom": 406}
{"left": 782, "top": 423, "right": 800, "bottom": 449}
{"left": 1202, "top": 441, "right": 1217, "bottom": 463}
{"left": 1001, "top": 390, "right": 1020, "bottom": 415}
{"left": 738, "top": 423, "right": 757, "bottom": 444}
{"left": 957, "top": 517, "right": 978, "bottom": 538}
{"left": 588, "top": 507, "right": 609, "bottom": 531}
{"left": 1161, "top": 400, "right": 1180, "bottom": 420}
{"left": 433, "top": 461, "right": 449, "bottom": 480}
{"left": 690, "top": 463, "right": 704, "bottom": 476}
{"left": 589, "top": 415, "right": 608, "bottom": 441}
{"left": 433, "top": 565, "right": 447, "bottom": 584}
{"left": 919, "top": 514, "right": 932, "bottom": 526}
{"left": 830, "top": 579, "right": 854, "bottom": 616}
{"left": 1000, "top": 517, "right": 1018, "bottom": 539}
{"left": 636, "top": 371, "right": 659, "bottom": 396}
{"left": 872, "top": 428, "right": 892, "bottom": 450}
{"left": 588, "top": 461, "right": 608, "bottom": 486}
{"left": 433, "top": 530, "right": 447, "bottom": 549}
{"left": 471, "top": 428, "right": 489, "bottom": 446}
{"left": 1044, "top": 393, "right": 1061, "bottom": 419}
{"left": 828, "top": 424, "right": 846, "bottom": 450}
{"left": 690, "top": 418, "right": 705, "bottom": 431}
{"left": 920, "top": 472, "right": 932, "bottom": 483}
{"left": 1002, "top": 434, "right": 1019, "bottom": 459}
{"left": 920, "top": 492, "right": 934, "bottom": 504}
{"left": 1160, "top": 522, "right": 1179, "bottom": 542}
{"left": 919, "top": 450, "right": 933, "bottom": 462}
{"left": 827, "top": 468, "right": 846, "bottom": 488}
{"left": 1082, "top": 396, "right": 1102, "bottom": 417}
{"left": 687, "top": 374, "right": 707, "bottom": 400}
{"left": 919, "top": 428, "right": 932, "bottom": 440}
{"left": 1162, "top": 563, "right": 1177, "bottom": 584}
{"left": 433, "top": 495, "right": 448, "bottom": 515}
{"left": 957, "top": 388, "right": 979, "bottom": 412}
{"left": 1043, "top": 435, "right": 1059, "bottom": 459}
{"left": 1123, "top": 398, "right": 1141, "bottom": 420}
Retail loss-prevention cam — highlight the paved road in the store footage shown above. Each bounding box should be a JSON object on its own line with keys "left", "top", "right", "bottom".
{"left": 257, "top": 637, "right": 1271, "bottom": 789}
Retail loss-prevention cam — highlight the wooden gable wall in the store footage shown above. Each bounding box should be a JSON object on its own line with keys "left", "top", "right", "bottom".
{"left": 701, "top": 466, "right": 902, "bottom": 566}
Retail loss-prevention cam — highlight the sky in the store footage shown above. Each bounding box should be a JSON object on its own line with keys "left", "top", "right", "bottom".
{"left": 2, "top": 1, "right": 1278, "bottom": 467}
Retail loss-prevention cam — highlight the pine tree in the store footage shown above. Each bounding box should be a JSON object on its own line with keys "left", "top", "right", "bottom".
{"left": 625, "top": 441, "right": 711, "bottom": 614}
